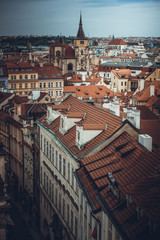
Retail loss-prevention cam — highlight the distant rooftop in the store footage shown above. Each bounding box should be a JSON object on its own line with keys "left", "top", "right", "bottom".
{"left": 100, "top": 61, "right": 152, "bottom": 68}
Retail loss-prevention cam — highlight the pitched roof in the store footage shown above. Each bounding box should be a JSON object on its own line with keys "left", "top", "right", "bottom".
{"left": 76, "top": 131, "right": 160, "bottom": 240}
{"left": 76, "top": 13, "right": 86, "bottom": 40}
{"left": 64, "top": 85, "right": 115, "bottom": 99}
{"left": 50, "top": 42, "right": 75, "bottom": 59}
{"left": 108, "top": 39, "right": 127, "bottom": 46}
{"left": 112, "top": 69, "right": 131, "bottom": 79}
{"left": 38, "top": 95, "right": 122, "bottom": 158}
{"left": 33, "top": 63, "right": 63, "bottom": 79}
{"left": 0, "top": 92, "right": 14, "bottom": 104}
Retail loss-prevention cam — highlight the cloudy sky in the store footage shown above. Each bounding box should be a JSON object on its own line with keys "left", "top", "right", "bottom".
{"left": 0, "top": 0, "right": 160, "bottom": 37}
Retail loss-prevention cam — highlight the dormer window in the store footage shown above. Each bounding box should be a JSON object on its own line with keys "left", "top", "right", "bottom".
{"left": 77, "top": 131, "right": 80, "bottom": 141}
{"left": 61, "top": 118, "right": 64, "bottom": 128}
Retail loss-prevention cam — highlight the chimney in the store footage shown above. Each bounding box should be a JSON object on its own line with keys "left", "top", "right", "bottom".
{"left": 150, "top": 85, "right": 155, "bottom": 97}
{"left": 138, "top": 134, "right": 152, "bottom": 152}
{"left": 140, "top": 79, "right": 144, "bottom": 91}
{"left": 82, "top": 75, "right": 86, "bottom": 81}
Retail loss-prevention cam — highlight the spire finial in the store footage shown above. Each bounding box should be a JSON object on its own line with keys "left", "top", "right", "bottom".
{"left": 77, "top": 11, "right": 85, "bottom": 39}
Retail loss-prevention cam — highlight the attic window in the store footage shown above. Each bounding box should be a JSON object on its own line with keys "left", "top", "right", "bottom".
{"left": 51, "top": 74, "right": 55, "bottom": 78}
{"left": 96, "top": 92, "right": 100, "bottom": 95}
{"left": 43, "top": 74, "right": 48, "bottom": 78}
{"left": 76, "top": 88, "right": 80, "bottom": 91}
{"left": 77, "top": 131, "right": 80, "bottom": 141}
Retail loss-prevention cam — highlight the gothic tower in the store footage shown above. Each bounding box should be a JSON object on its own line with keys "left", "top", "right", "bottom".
{"left": 74, "top": 13, "right": 90, "bottom": 72}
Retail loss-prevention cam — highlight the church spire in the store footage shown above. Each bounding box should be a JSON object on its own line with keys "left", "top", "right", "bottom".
{"left": 77, "top": 12, "right": 86, "bottom": 39}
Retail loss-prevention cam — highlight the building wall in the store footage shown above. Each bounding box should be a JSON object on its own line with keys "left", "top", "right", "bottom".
{"left": 39, "top": 78, "right": 64, "bottom": 99}
{"left": 39, "top": 125, "right": 79, "bottom": 240}
{"left": 8, "top": 72, "right": 39, "bottom": 95}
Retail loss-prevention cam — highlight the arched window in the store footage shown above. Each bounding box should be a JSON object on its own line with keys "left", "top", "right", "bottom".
{"left": 68, "top": 63, "right": 73, "bottom": 71}
{"left": 81, "top": 50, "right": 83, "bottom": 55}
{"left": 56, "top": 50, "right": 60, "bottom": 57}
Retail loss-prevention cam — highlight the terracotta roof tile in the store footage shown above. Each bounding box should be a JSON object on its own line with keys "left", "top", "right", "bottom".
{"left": 38, "top": 95, "right": 122, "bottom": 158}
{"left": 76, "top": 132, "right": 160, "bottom": 240}
{"left": 108, "top": 39, "right": 127, "bottom": 46}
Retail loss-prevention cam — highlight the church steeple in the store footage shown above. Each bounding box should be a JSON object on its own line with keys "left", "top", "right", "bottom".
{"left": 77, "top": 12, "right": 85, "bottom": 39}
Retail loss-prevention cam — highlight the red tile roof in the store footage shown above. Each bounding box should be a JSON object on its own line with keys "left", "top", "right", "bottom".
{"left": 76, "top": 131, "right": 160, "bottom": 240}
{"left": 33, "top": 63, "right": 63, "bottom": 79}
{"left": 64, "top": 85, "right": 115, "bottom": 100}
{"left": 108, "top": 39, "right": 127, "bottom": 46}
{"left": 38, "top": 95, "right": 122, "bottom": 158}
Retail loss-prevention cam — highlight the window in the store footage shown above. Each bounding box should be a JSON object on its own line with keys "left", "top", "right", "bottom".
{"left": 52, "top": 147, "right": 54, "bottom": 164}
{"left": 19, "top": 75, "right": 22, "bottom": 79}
{"left": 31, "top": 83, "right": 33, "bottom": 88}
{"left": 34, "top": 75, "right": 36, "bottom": 79}
{"left": 63, "top": 158, "right": 66, "bottom": 178}
{"left": 49, "top": 179, "right": 51, "bottom": 197}
{"left": 44, "top": 172, "right": 46, "bottom": 188}
{"left": 125, "top": 81, "right": 127, "bottom": 86}
{"left": 72, "top": 167, "right": 74, "bottom": 188}
{"left": 55, "top": 150, "right": 58, "bottom": 168}
{"left": 48, "top": 82, "right": 50, "bottom": 88}
{"left": 56, "top": 82, "right": 58, "bottom": 87}
{"left": 68, "top": 162, "right": 70, "bottom": 183}
{"left": 68, "top": 63, "right": 73, "bottom": 71}
{"left": 59, "top": 193, "right": 61, "bottom": 213}
{"left": 11, "top": 84, "right": 13, "bottom": 89}
{"left": 34, "top": 83, "right": 36, "bottom": 88}
{"left": 67, "top": 204, "right": 70, "bottom": 224}
{"left": 80, "top": 40, "right": 84, "bottom": 44}
{"left": 81, "top": 59, "right": 83, "bottom": 65}
{"left": 59, "top": 91, "right": 62, "bottom": 96}
{"left": 25, "top": 75, "right": 28, "bottom": 79}
{"left": 59, "top": 154, "right": 62, "bottom": 173}
{"left": 51, "top": 183, "right": 54, "bottom": 202}
{"left": 71, "top": 210, "right": 73, "bottom": 231}
{"left": 63, "top": 199, "right": 65, "bottom": 218}
{"left": 46, "top": 175, "right": 48, "bottom": 192}
{"left": 40, "top": 83, "right": 42, "bottom": 88}
{"left": 14, "top": 84, "right": 16, "bottom": 89}
{"left": 40, "top": 134, "right": 42, "bottom": 149}
{"left": 59, "top": 82, "right": 62, "bottom": 87}
{"left": 31, "top": 75, "right": 33, "bottom": 79}
{"left": 25, "top": 83, "right": 28, "bottom": 88}
{"left": 121, "top": 81, "right": 123, "bottom": 86}
{"left": 44, "top": 83, "right": 46, "bottom": 88}
{"left": 49, "top": 144, "right": 51, "bottom": 160}
{"left": 56, "top": 91, "right": 58, "bottom": 96}
{"left": 81, "top": 50, "right": 83, "bottom": 55}
{"left": 51, "top": 82, "right": 53, "bottom": 88}
{"left": 11, "top": 75, "right": 13, "bottom": 80}
{"left": 19, "top": 84, "right": 22, "bottom": 89}
{"left": 56, "top": 50, "right": 60, "bottom": 57}
{"left": 44, "top": 138, "right": 46, "bottom": 154}
{"left": 46, "top": 141, "right": 48, "bottom": 156}
{"left": 14, "top": 75, "right": 16, "bottom": 80}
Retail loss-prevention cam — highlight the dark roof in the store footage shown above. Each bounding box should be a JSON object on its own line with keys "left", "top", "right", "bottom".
{"left": 76, "top": 13, "right": 86, "bottom": 40}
